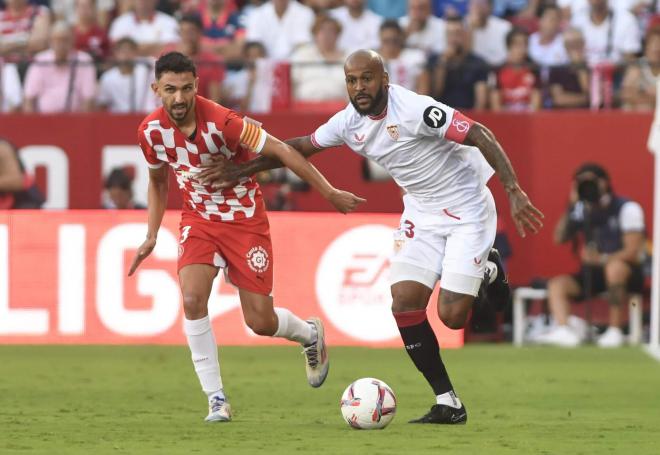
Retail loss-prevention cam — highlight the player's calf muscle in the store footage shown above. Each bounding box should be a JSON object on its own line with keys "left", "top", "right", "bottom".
{"left": 438, "top": 290, "right": 473, "bottom": 329}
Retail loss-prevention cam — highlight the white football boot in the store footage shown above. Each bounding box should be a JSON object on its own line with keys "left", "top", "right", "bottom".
{"left": 303, "top": 318, "right": 329, "bottom": 388}
{"left": 205, "top": 395, "right": 232, "bottom": 422}
{"left": 534, "top": 324, "right": 581, "bottom": 347}
{"left": 597, "top": 327, "right": 625, "bottom": 348}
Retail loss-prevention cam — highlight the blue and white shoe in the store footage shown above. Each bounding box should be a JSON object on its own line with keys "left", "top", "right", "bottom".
{"left": 303, "top": 318, "right": 329, "bottom": 388}
{"left": 205, "top": 395, "right": 232, "bottom": 422}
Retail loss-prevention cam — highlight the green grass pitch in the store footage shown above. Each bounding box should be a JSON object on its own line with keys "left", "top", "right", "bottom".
{"left": 1, "top": 345, "right": 659, "bottom": 454}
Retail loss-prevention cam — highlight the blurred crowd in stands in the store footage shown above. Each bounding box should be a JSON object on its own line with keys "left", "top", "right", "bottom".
{"left": 1, "top": 0, "right": 660, "bottom": 114}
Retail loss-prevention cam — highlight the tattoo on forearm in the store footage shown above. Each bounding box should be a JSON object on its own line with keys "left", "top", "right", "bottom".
{"left": 468, "top": 124, "right": 518, "bottom": 189}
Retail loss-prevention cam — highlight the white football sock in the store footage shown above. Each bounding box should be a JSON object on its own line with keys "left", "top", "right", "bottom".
{"left": 273, "top": 307, "right": 316, "bottom": 345}
{"left": 183, "top": 316, "right": 224, "bottom": 398}
{"left": 485, "top": 261, "right": 498, "bottom": 284}
{"left": 436, "top": 390, "right": 462, "bottom": 408}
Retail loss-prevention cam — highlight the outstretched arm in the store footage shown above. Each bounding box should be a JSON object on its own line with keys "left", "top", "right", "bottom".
{"left": 128, "top": 166, "right": 169, "bottom": 276}
{"left": 258, "top": 135, "right": 364, "bottom": 213}
{"left": 464, "top": 122, "right": 544, "bottom": 237}
{"left": 198, "top": 135, "right": 325, "bottom": 186}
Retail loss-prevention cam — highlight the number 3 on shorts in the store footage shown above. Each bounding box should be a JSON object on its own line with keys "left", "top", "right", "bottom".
{"left": 180, "top": 226, "right": 191, "bottom": 244}
{"left": 404, "top": 220, "right": 415, "bottom": 238}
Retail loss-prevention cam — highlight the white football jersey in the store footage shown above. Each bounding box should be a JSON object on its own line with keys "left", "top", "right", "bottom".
{"left": 311, "top": 84, "right": 494, "bottom": 209}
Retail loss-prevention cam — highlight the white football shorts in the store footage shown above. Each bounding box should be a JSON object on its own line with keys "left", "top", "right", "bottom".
{"left": 389, "top": 188, "right": 497, "bottom": 296}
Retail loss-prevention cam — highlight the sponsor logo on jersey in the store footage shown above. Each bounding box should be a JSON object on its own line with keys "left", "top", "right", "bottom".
{"left": 246, "top": 245, "right": 270, "bottom": 273}
{"left": 386, "top": 125, "right": 400, "bottom": 141}
{"left": 473, "top": 257, "right": 482, "bottom": 265}
{"left": 423, "top": 106, "right": 447, "bottom": 128}
{"left": 452, "top": 118, "right": 470, "bottom": 133}
{"left": 354, "top": 133, "right": 365, "bottom": 143}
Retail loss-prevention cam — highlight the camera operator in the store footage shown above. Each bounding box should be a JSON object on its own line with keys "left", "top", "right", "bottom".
{"left": 536, "top": 163, "right": 646, "bottom": 348}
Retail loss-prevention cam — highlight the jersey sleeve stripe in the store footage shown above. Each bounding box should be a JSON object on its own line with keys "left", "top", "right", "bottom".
{"left": 147, "top": 161, "right": 164, "bottom": 169}
{"left": 310, "top": 133, "right": 321, "bottom": 149}
{"left": 240, "top": 122, "right": 263, "bottom": 151}
{"left": 245, "top": 123, "right": 259, "bottom": 145}
{"left": 254, "top": 129, "right": 267, "bottom": 154}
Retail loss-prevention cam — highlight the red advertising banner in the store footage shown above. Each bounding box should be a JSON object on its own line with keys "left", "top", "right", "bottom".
{"left": 0, "top": 210, "right": 463, "bottom": 348}
{"left": 0, "top": 112, "right": 654, "bottom": 285}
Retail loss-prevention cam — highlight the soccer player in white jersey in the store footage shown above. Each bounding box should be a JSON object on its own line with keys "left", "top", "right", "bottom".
{"left": 199, "top": 49, "right": 544, "bottom": 424}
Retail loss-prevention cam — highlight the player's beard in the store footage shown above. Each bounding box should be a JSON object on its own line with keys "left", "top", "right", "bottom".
{"left": 168, "top": 99, "right": 192, "bottom": 122}
{"left": 350, "top": 86, "right": 386, "bottom": 116}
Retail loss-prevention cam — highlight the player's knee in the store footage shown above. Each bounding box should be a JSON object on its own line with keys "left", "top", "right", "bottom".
{"left": 182, "top": 293, "right": 207, "bottom": 319}
{"left": 604, "top": 259, "right": 630, "bottom": 285}
{"left": 440, "top": 312, "right": 467, "bottom": 330}
{"left": 391, "top": 288, "right": 425, "bottom": 313}
{"left": 245, "top": 314, "right": 276, "bottom": 336}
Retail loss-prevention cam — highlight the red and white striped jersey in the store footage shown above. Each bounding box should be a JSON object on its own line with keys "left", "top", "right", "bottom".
{"left": 138, "top": 95, "right": 267, "bottom": 221}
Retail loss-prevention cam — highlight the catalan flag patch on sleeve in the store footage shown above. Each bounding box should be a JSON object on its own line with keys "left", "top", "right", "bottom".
{"left": 239, "top": 118, "right": 267, "bottom": 153}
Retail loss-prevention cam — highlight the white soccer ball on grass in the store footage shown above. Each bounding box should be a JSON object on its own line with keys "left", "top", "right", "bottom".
{"left": 340, "top": 377, "right": 396, "bottom": 430}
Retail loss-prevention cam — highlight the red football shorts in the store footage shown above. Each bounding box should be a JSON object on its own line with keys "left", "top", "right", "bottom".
{"left": 177, "top": 208, "right": 273, "bottom": 295}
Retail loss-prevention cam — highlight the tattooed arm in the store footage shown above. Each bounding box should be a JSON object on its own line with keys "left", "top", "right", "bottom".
{"left": 198, "top": 136, "right": 325, "bottom": 186}
{"left": 464, "top": 122, "right": 544, "bottom": 237}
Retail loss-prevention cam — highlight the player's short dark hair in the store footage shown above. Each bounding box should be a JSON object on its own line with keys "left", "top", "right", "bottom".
{"left": 155, "top": 51, "right": 197, "bottom": 79}
{"left": 105, "top": 168, "right": 133, "bottom": 191}
{"left": 180, "top": 13, "right": 203, "bottom": 30}
{"left": 505, "top": 27, "right": 528, "bottom": 48}
{"left": 380, "top": 19, "right": 403, "bottom": 35}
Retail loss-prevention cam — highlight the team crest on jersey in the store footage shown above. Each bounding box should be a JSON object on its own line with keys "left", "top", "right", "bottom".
{"left": 246, "top": 246, "right": 270, "bottom": 273}
{"left": 386, "top": 125, "right": 399, "bottom": 141}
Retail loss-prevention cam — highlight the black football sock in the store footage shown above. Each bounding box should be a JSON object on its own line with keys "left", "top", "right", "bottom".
{"left": 393, "top": 309, "right": 453, "bottom": 396}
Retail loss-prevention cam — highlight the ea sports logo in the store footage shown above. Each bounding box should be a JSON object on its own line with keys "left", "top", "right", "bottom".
{"left": 315, "top": 225, "right": 399, "bottom": 342}
{"left": 246, "top": 246, "right": 269, "bottom": 273}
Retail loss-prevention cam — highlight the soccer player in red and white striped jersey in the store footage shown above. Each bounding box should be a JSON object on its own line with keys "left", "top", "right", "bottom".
{"left": 130, "top": 52, "right": 365, "bottom": 422}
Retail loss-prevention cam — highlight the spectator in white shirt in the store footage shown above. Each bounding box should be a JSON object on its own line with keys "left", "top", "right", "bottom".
{"left": 97, "top": 37, "right": 158, "bottom": 113}
{"left": 108, "top": 0, "right": 180, "bottom": 57}
{"left": 466, "top": 0, "right": 512, "bottom": 66}
{"left": 291, "top": 14, "right": 347, "bottom": 102}
{"left": 330, "top": 0, "right": 383, "bottom": 53}
{"left": 0, "top": 58, "right": 22, "bottom": 112}
{"left": 529, "top": 4, "right": 569, "bottom": 67}
{"left": 571, "top": 0, "right": 641, "bottom": 65}
{"left": 400, "top": 0, "right": 446, "bottom": 56}
{"left": 245, "top": 0, "right": 315, "bottom": 60}
{"left": 379, "top": 20, "right": 431, "bottom": 94}
{"left": 558, "top": 0, "right": 642, "bottom": 20}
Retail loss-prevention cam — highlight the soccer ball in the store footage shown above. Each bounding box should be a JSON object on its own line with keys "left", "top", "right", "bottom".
{"left": 340, "top": 377, "right": 397, "bottom": 430}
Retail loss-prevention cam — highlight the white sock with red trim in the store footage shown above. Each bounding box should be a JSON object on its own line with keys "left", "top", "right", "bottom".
{"left": 183, "top": 316, "right": 224, "bottom": 399}
{"left": 273, "top": 307, "right": 315, "bottom": 345}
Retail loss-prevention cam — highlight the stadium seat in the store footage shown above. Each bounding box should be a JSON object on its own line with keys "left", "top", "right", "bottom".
{"left": 512, "top": 287, "right": 645, "bottom": 346}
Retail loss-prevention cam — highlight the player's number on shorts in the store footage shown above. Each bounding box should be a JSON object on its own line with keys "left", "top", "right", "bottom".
{"left": 180, "top": 226, "right": 191, "bottom": 244}
{"left": 404, "top": 220, "right": 415, "bottom": 238}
